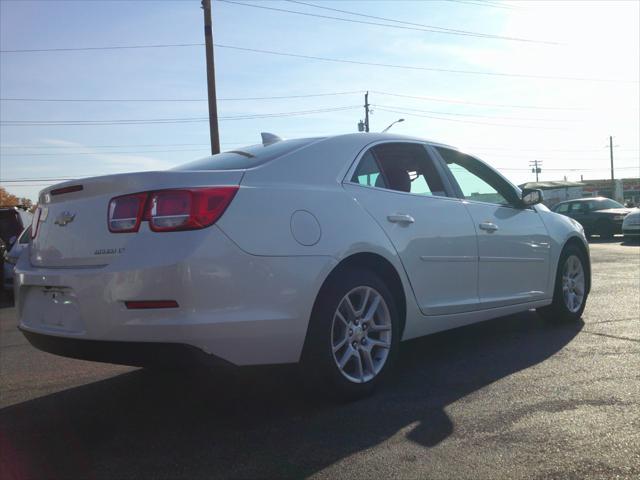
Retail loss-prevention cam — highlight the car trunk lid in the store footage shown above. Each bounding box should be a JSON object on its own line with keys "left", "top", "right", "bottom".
{"left": 31, "top": 170, "right": 243, "bottom": 268}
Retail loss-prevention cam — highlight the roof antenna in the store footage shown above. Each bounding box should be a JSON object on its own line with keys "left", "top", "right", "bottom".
{"left": 261, "top": 132, "right": 282, "bottom": 146}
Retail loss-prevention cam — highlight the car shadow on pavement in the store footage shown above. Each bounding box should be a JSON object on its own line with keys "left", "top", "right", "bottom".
{"left": 0, "top": 311, "right": 582, "bottom": 479}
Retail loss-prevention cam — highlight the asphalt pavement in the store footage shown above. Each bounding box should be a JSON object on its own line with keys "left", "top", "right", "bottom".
{"left": 1, "top": 239, "right": 638, "bottom": 479}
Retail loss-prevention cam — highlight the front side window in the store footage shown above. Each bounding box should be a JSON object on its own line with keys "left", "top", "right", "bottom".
{"left": 569, "top": 202, "right": 585, "bottom": 213}
{"left": 555, "top": 203, "right": 569, "bottom": 213}
{"left": 436, "top": 148, "right": 519, "bottom": 207}
{"left": 352, "top": 143, "right": 446, "bottom": 196}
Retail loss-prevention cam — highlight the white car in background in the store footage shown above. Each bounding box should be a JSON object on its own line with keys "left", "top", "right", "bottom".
{"left": 15, "top": 133, "right": 590, "bottom": 399}
{"left": 622, "top": 209, "right": 640, "bottom": 241}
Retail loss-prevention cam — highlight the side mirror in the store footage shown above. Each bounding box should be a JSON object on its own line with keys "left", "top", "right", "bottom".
{"left": 521, "top": 188, "right": 543, "bottom": 206}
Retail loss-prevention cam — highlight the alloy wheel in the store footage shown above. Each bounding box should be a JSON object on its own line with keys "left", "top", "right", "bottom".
{"left": 330, "top": 286, "right": 392, "bottom": 383}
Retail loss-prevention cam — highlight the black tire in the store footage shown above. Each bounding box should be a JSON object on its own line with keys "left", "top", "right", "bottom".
{"left": 537, "top": 244, "right": 589, "bottom": 323}
{"left": 301, "top": 267, "right": 401, "bottom": 401}
{"left": 596, "top": 219, "right": 614, "bottom": 239}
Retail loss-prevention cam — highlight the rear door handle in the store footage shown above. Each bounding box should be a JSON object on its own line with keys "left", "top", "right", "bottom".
{"left": 387, "top": 214, "right": 415, "bottom": 224}
{"left": 479, "top": 221, "right": 498, "bottom": 232}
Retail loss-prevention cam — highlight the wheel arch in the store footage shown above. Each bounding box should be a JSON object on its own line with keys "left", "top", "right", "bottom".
{"left": 314, "top": 252, "right": 408, "bottom": 338}
{"left": 562, "top": 235, "right": 591, "bottom": 295}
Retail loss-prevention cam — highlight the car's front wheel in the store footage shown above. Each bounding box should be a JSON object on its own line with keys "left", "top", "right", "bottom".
{"left": 302, "top": 267, "right": 400, "bottom": 400}
{"left": 537, "top": 244, "right": 589, "bottom": 322}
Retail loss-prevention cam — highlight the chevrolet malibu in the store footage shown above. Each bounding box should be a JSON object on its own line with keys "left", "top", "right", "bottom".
{"left": 16, "top": 133, "right": 590, "bottom": 399}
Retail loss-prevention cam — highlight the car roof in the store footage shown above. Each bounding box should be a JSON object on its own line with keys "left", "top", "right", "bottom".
{"left": 555, "top": 197, "right": 611, "bottom": 205}
{"left": 315, "top": 132, "right": 457, "bottom": 150}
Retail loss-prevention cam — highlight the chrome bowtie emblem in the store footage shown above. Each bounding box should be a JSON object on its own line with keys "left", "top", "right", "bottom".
{"left": 54, "top": 211, "right": 76, "bottom": 226}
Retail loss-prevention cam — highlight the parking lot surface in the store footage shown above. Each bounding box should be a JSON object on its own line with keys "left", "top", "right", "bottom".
{"left": 1, "top": 240, "right": 638, "bottom": 479}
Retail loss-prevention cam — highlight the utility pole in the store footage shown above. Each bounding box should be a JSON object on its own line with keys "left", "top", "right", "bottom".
{"left": 202, "top": 0, "right": 220, "bottom": 154}
{"left": 609, "top": 135, "right": 614, "bottom": 181}
{"left": 529, "top": 159, "right": 542, "bottom": 182}
{"left": 364, "top": 91, "right": 370, "bottom": 133}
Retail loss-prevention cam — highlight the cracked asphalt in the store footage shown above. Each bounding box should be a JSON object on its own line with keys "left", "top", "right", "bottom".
{"left": 0, "top": 239, "right": 638, "bottom": 479}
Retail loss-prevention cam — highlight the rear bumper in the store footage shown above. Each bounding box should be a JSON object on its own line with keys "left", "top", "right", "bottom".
{"left": 15, "top": 227, "right": 336, "bottom": 366}
{"left": 20, "top": 327, "right": 233, "bottom": 368}
{"left": 623, "top": 224, "right": 640, "bottom": 237}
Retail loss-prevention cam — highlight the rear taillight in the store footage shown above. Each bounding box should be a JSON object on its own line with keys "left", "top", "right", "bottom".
{"left": 107, "top": 187, "right": 237, "bottom": 233}
{"left": 108, "top": 193, "right": 148, "bottom": 233}
{"left": 31, "top": 207, "right": 41, "bottom": 239}
{"left": 147, "top": 187, "right": 238, "bottom": 232}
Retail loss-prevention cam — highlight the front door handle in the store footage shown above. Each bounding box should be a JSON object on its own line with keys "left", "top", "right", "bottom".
{"left": 479, "top": 221, "right": 498, "bottom": 232}
{"left": 387, "top": 214, "right": 415, "bottom": 224}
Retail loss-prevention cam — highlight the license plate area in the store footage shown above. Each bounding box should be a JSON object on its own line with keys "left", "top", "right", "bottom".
{"left": 21, "top": 286, "right": 85, "bottom": 334}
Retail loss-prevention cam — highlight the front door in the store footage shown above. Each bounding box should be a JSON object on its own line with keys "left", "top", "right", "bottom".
{"left": 344, "top": 142, "right": 479, "bottom": 315}
{"left": 433, "top": 147, "right": 552, "bottom": 308}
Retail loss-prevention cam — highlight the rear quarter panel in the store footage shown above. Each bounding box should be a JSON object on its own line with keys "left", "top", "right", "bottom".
{"left": 216, "top": 136, "right": 424, "bottom": 339}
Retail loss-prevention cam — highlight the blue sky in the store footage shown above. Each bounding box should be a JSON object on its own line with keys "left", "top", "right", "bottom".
{"left": 1, "top": 0, "right": 639, "bottom": 201}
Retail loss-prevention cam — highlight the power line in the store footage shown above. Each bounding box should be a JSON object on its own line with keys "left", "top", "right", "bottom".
{"left": 444, "top": 0, "right": 518, "bottom": 10}
{"left": 213, "top": 44, "right": 637, "bottom": 83}
{"left": 372, "top": 103, "right": 579, "bottom": 122}
{"left": 0, "top": 43, "right": 204, "bottom": 53}
{"left": 374, "top": 106, "right": 565, "bottom": 129}
{"left": 2, "top": 41, "right": 636, "bottom": 82}
{"left": 0, "top": 91, "right": 364, "bottom": 103}
{"left": 370, "top": 91, "right": 588, "bottom": 111}
{"left": 0, "top": 106, "right": 361, "bottom": 126}
{"left": 0, "top": 148, "right": 210, "bottom": 157}
{"left": 5, "top": 166, "right": 640, "bottom": 184}
{"left": 221, "top": 0, "right": 557, "bottom": 44}
{"left": 0, "top": 143, "right": 213, "bottom": 149}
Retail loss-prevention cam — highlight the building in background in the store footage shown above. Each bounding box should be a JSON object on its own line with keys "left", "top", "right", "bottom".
{"left": 519, "top": 181, "right": 585, "bottom": 208}
{"left": 521, "top": 178, "right": 640, "bottom": 208}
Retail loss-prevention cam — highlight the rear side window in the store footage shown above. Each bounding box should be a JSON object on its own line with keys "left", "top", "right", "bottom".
{"left": 173, "top": 138, "right": 321, "bottom": 171}
{"left": 352, "top": 151, "right": 385, "bottom": 187}
{"left": 19, "top": 226, "right": 31, "bottom": 244}
{"left": 352, "top": 143, "right": 446, "bottom": 196}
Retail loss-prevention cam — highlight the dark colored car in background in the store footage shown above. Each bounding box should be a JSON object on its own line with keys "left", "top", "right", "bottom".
{"left": 0, "top": 206, "right": 33, "bottom": 280}
{"left": 551, "top": 197, "right": 633, "bottom": 238}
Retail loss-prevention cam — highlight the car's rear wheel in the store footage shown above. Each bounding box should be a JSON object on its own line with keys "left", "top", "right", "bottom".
{"left": 537, "top": 244, "right": 588, "bottom": 323}
{"left": 302, "top": 267, "right": 400, "bottom": 400}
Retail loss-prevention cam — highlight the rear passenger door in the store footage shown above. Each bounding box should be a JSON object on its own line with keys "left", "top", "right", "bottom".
{"left": 344, "top": 142, "right": 479, "bottom": 316}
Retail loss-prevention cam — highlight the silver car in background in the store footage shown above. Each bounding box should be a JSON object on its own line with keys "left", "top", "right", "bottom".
{"left": 622, "top": 209, "right": 640, "bottom": 241}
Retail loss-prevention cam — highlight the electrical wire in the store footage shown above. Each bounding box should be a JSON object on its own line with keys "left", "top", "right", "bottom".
{"left": 213, "top": 44, "right": 637, "bottom": 83}
{"left": 2, "top": 41, "right": 636, "bottom": 82}
{"left": 220, "top": 0, "right": 555, "bottom": 44}
{"left": 0, "top": 91, "right": 364, "bottom": 102}
{"left": 0, "top": 106, "right": 361, "bottom": 126}
{"left": 374, "top": 106, "right": 565, "bottom": 129}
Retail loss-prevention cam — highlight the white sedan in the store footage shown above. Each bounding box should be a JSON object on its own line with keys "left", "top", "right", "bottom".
{"left": 16, "top": 133, "right": 590, "bottom": 399}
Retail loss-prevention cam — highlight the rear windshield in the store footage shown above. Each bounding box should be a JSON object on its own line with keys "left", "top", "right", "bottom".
{"left": 594, "top": 199, "right": 624, "bottom": 210}
{"left": 173, "top": 138, "right": 321, "bottom": 171}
